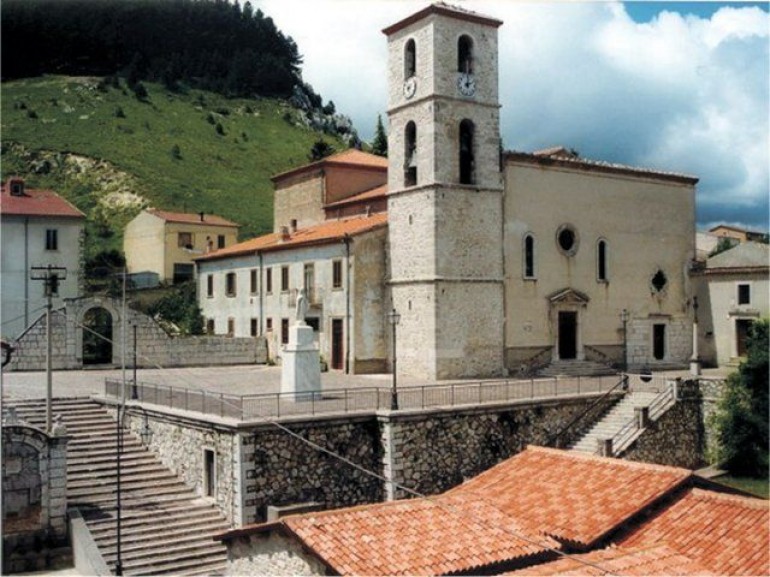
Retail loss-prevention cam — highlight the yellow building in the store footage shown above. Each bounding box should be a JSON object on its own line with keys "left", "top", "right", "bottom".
{"left": 124, "top": 209, "right": 238, "bottom": 284}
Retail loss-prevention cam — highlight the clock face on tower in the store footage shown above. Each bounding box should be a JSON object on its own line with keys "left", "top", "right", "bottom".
{"left": 403, "top": 76, "right": 417, "bottom": 99}
{"left": 457, "top": 73, "right": 476, "bottom": 97}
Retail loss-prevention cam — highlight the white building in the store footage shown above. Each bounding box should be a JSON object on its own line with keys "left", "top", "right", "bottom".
{"left": 693, "top": 242, "right": 769, "bottom": 367}
{"left": 198, "top": 3, "right": 698, "bottom": 379}
{"left": 1, "top": 178, "right": 85, "bottom": 339}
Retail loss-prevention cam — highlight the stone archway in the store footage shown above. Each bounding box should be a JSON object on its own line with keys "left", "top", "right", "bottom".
{"left": 82, "top": 307, "right": 114, "bottom": 365}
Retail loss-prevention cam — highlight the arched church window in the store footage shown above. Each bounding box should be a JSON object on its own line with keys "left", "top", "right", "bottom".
{"left": 458, "top": 35, "right": 474, "bottom": 73}
{"left": 597, "top": 239, "right": 608, "bottom": 281}
{"left": 524, "top": 234, "right": 536, "bottom": 279}
{"left": 404, "top": 121, "right": 417, "bottom": 187}
{"left": 459, "top": 119, "right": 475, "bottom": 185}
{"left": 404, "top": 39, "right": 416, "bottom": 78}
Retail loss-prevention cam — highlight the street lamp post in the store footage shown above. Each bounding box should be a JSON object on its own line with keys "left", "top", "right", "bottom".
{"left": 620, "top": 309, "right": 629, "bottom": 373}
{"left": 388, "top": 308, "right": 401, "bottom": 411}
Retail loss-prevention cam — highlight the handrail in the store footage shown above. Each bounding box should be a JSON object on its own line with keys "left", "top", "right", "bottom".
{"left": 547, "top": 373, "right": 628, "bottom": 448}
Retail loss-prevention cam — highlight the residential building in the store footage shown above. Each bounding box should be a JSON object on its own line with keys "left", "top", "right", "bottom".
{"left": 709, "top": 224, "right": 767, "bottom": 244}
{"left": 196, "top": 213, "right": 388, "bottom": 372}
{"left": 198, "top": 3, "right": 697, "bottom": 378}
{"left": 1, "top": 178, "right": 85, "bottom": 339}
{"left": 215, "top": 446, "right": 769, "bottom": 576}
{"left": 124, "top": 209, "right": 238, "bottom": 284}
{"left": 692, "top": 242, "right": 769, "bottom": 366}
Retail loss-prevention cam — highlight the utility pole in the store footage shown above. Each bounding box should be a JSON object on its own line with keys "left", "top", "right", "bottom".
{"left": 30, "top": 265, "right": 67, "bottom": 432}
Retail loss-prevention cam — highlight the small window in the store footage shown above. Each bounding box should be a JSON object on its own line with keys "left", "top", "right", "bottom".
{"left": 217, "top": 235, "right": 226, "bottom": 249}
{"left": 281, "top": 318, "right": 289, "bottom": 344}
{"left": 304, "top": 263, "right": 315, "bottom": 296}
{"left": 458, "top": 35, "right": 474, "bottom": 73}
{"left": 333, "top": 259, "right": 343, "bottom": 289}
{"left": 45, "top": 229, "right": 58, "bottom": 251}
{"left": 281, "top": 266, "right": 289, "bottom": 292}
{"left": 266, "top": 268, "right": 273, "bottom": 293}
{"left": 227, "top": 318, "right": 235, "bottom": 337}
{"left": 206, "top": 319, "right": 215, "bottom": 335}
{"left": 203, "top": 449, "right": 215, "bottom": 498}
{"left": 523, "top": 234, "right": 535, "bottom": 279}
{"left": 404, "top": 121, "right": 417, "bottom": 187}
{"left": 206, "top": 274, "right": 214, "bottom": 298}
{"left": 250, "top": 318, "right": 258, "bottom": 337}
{"left": 250, "top": 269, "right": 258, "bottom": 294}
{"left": 225, "top": 272, "right": 236, "bottom": 297}
{"left": 651, "top": 269, "right": 668, "bottom": 293}
{"left": 459, "top": 119, "right": 475, "bottom": 185}
{"left": 173, "top": 263, "right": 194, "bottom": 284}
{"left": 178, "top": 232, "right": 193, "bottom": 249}
{"left": 266, "top": 317, "right": 273, "bottom": 332}
{"left": 737, "top": 283, "right": 751, "bottom": 305}
{"left": 404, "top": 38, "right": 416, "bottom": 78}
{"left": 597, "top": 240, "right": 608, "bottom": 281}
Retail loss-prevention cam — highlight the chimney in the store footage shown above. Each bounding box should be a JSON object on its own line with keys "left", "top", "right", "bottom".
{"left": 9, "top": 178, "right": 25, "bottom": 196}
{"left": 365, "top": 205, "right": 372, "bottom": 217}
{"left": 290, "top": 219, "right": 298, "bottom": 233}
{"left": 280, "top": 226, "right": 290, "bottom": 241}
{"left": 199, "top": 212, "right": 205, "bottom": 222}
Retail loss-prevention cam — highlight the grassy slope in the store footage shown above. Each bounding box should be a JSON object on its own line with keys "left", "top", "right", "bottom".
{"left": 1, "top": 76, "right": 342, "bottom": 251}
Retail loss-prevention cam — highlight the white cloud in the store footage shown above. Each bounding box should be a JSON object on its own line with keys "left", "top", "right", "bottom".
{"left": 253, "top": 1, "right": 769, "bottom": 230}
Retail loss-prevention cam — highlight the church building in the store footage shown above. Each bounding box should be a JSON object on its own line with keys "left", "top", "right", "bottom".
{"left": 198, "top": 3, "right": 698, "bottom": 380}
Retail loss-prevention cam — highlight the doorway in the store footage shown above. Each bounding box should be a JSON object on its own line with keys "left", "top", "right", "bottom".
{"left": 558, "top": 311, "right": 577, "bottom": 360}
{"left": 82, "top": 307, "right": 113, "bottom": 365}
{"left": 736, "top": 319, "right": 752, "bottom": 357}
{"left": 331, "top": 319, "right": 344, "bottom": 370}
{"left": 653, "top": 323, "right": 666, "bottom": 360}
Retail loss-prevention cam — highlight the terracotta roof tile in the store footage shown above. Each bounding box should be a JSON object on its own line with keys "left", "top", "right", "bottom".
{"left": 447, "top": 446, "right": 691, "bottom": 547}
{"left": 147, "top": 209, "right": 238, "bottom": 227}
{"left": 619, "top": 488, "right": 770, "bottom": 575}
{"left": 1, "top": 182, "right": 85, "bottom": 219}
{"left": 280, "top": 494, "right": 557, "bottom": 576}
{"left": 507, "top": 544, "right": 714, "bottom": 575}
{"left": 195, "top": 213, "right": 387, "bottom": 262}
{"left": 272, "top": 149, "right": 387, "bottom": 182}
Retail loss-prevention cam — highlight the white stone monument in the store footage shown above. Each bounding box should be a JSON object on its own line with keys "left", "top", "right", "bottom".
{"left": 280, "top": 289, "right": 321, "bottom": 400}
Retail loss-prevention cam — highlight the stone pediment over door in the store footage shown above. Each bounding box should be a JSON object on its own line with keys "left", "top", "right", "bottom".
{"left": 547, "top": 287, "right": 590, "bottom": 307}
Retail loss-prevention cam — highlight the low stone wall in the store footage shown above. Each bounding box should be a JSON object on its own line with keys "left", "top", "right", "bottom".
{"left": 699, "top": 377, "right": 727, "bottom": 462}
{"left": 9, "top": 297, "right": 267, "bottom": 371}
{"left": 623, "top": 380, "right": 705, "bottom": 469}
{"left": 224, "top": 531, "right": 326, "bottom": 576}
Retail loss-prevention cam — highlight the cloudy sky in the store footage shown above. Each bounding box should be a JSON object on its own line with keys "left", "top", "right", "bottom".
{"left": 254, "top": 1, "right": 769, "bottom": 232}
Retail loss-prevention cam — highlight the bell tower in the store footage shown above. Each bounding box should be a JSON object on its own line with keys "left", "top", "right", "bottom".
{"left": 384, "top": 4, "right": 504, "bottom": 379}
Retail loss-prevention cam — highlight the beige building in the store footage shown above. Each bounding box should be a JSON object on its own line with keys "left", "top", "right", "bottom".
{"left": 692, "top": 242, "right": 769, "bottom": 367}
{"left": 197, "top": 3, "right": 698, "bottom": 379}
{"left": 124, "top": 209, "right": 238, "bottom": 284}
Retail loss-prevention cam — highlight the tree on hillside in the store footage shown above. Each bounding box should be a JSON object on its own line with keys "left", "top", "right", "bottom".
{"left": 709, "top": 318, "right": 769, "bottom": 477}
{"left": 371, "top": 114, "right": 388, "bottom": 157}
{"left": 309, "top": 139, "right": 335, "bottom": 161}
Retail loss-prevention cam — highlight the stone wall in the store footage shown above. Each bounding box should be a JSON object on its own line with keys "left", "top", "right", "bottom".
{"left": 9, "top": 297, "right": 266, "bottom": 371}
{"left": 224, "top": 531, "right": 326, "bottom": 576}
{"left": 699, "top": 377, "right": 727, "bottom": 462}
{"left": 623, "top": 380, "right": 705, "bottom": 469}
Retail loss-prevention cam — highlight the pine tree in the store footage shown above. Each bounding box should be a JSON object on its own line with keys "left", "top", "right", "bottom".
{"left": 371, "top": 114, "right": 388, "bottom": 157}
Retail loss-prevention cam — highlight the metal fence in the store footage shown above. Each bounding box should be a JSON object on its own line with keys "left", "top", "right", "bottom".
{"left": 105, "top": 374, "right": 622, "bottom": 422}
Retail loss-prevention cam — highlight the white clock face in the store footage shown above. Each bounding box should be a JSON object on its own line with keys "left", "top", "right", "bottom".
{"left": 403, "top": 76, "right": 417, "bottom": 99}
{"left": 457, "top": 73, "right": 476, "bottom": 97}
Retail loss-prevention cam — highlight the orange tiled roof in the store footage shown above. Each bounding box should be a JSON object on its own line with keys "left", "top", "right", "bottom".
{"left": 147, "top": 209, "right": 238, "bottom": 227}
{"left": 272, "top": 149, "right": 387, "bottom": 182}
{"left": 324, "top": 184, "right": 387, "bottom": 208}
{"left": 447, "top": 446, "right": 691, "bottom": 547}
{"left": 507, "top": 544, "right": 714, "bottom": 576}
{"left": 226, "top": 494, "right": 558, "bottom": 576}
{"left": 1, "top": 181, "right": 85, "bottom": 219}
{"left": 195, "top": 213, "right": 387, "bottom": 262}
{"left": 618, "top": 488, "right": 770, "bottom": 576}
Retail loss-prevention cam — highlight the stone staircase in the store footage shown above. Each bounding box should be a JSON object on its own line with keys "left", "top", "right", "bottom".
{"left": 569, "top": 390, "right": 665, "bottom": 454}
{"left": 4, "top": 398, "right": 229, "bottom": 576}
{"left": 538, "top": 359, "right": 615, "bottom": 377}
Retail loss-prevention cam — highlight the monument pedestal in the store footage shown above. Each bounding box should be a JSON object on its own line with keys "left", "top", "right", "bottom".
{"left": 281, "top": 322, "right": 321, "bottom": 401}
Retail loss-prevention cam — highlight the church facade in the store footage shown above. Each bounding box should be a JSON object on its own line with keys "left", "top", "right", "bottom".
{"left": 197, "top": 3, "right": 698, "bottom": 381}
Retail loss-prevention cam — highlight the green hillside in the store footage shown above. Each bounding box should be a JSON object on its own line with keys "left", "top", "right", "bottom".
{"left": 1, "top": 76, "right": 344, "bottom": 257}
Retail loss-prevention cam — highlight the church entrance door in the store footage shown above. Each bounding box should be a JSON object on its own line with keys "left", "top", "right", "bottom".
{"left": 558, "top": 311, "right": 577, "bottom": 360}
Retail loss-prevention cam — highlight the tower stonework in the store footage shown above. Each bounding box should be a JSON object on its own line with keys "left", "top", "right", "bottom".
{"left": 384, "top": 4, "right": 505, "bottom": 380}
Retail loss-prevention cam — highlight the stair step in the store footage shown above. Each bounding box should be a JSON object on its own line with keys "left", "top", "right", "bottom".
{"left": 97, "top": 523, "right": 229, "bottom": 554}
{"left": 110, "top": 543, "right": 226, "bottom": 573}
{"left": 90, "top": 513, "right": 227, "bottom": 537}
